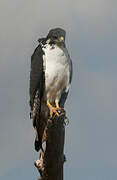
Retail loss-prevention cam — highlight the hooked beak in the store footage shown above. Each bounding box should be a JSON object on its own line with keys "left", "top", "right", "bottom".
{"left": 59, "top": 36, "right": 64, "bottom": 42}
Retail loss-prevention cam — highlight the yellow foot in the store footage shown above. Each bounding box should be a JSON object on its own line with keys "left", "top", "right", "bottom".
{"left": 50, "top": 107, "right": 60, "bottom": 117}
{"left": 47, "top": 100, "right": 61, "bottom": 118}
{"left": 55, "top": 99, "right": 62, "bottom": 113}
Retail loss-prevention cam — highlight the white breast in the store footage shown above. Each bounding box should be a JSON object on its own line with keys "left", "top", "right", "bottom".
{"left": 42, "top": 44, "right": 70, "bottom": 102}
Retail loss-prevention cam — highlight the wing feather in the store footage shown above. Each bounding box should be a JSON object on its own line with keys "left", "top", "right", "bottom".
{"left": 29, "top": 44, "right": 45, "bottom": 151}
{"left": 59, "top": 58, "right": 73, "bottom": 107}
{"left": 30, "top": 44, "right": 44, "bottom": 117}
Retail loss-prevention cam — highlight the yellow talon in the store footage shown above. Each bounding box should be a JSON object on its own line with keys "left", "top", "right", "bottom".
{"left": 47, "top": 100, "right": 62, "bottom": 117}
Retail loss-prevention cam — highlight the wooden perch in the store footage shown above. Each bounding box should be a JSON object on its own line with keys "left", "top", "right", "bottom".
{"left": 34, "top": 110, "right": 67, "bottom": 180}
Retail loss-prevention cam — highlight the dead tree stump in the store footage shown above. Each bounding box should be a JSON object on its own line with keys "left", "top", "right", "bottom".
{"left": 35, "top": 110, "right": 67, "bottom": 180}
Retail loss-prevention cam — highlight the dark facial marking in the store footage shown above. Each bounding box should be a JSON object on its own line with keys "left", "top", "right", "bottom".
{"left": 49, "top": 40, "right": 55, "bottom": 45}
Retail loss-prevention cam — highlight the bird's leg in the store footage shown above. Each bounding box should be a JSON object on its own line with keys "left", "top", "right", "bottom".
{"left": 47, "top": 100, "right": 59, "bottom": 117}
{"left": 55, "top": 99, "right": 62, "bottom": 112}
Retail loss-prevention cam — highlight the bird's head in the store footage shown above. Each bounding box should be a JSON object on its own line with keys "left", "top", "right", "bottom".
{"left": 46, "top": 28, "right": 66, "bottom": 46}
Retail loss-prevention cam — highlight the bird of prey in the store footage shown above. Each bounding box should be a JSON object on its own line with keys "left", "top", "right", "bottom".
{"left": 29, "top": 28, "right": 72, "bottom": 152}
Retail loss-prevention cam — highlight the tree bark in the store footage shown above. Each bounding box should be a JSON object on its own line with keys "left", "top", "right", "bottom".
{"left": 34, "top": 111, "right": 66, "bottom": 180}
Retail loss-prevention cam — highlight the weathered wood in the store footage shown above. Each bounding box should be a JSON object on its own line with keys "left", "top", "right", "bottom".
{"left": 35, "top": 111, "right": 66, "bottom": 180}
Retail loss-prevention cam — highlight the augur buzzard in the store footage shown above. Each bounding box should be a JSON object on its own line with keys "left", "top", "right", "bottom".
{"left": 30, "top": 28, "right": 72, "bottom": 151}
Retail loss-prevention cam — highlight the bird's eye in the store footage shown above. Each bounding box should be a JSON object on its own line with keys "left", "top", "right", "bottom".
{"left": 53, "top": 36, "right": 58, "bottom": 39}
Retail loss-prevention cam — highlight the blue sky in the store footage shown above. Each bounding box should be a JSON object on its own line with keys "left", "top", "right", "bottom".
{"left": 0, "top": 0, "right": 117, "bottom": 179}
